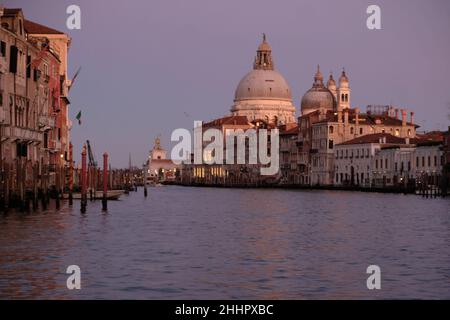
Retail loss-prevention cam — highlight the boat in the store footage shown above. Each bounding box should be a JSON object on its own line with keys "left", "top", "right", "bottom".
{"left": 63, "top": 190, "right": 125, "bottom": 200}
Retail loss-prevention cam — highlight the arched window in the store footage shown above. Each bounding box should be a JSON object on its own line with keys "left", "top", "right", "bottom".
{"left": 350, "top": 127, "right": 354, "bottom": 134}
{"left": 329, "top": 125, "right": 334, "bottom": 134}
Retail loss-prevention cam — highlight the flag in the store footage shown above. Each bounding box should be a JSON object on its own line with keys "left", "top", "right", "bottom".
{"left": 75, "top": 111, "right": 82, "bottom": 125}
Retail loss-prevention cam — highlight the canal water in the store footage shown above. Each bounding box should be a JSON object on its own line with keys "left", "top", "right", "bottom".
{"left": 0, "top": 186, "right": 449, "bottom": 299}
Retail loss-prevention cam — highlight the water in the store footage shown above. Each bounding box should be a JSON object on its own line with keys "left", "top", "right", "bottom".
{"left": 0, "top": 186, "right": 449, "bottom": 299}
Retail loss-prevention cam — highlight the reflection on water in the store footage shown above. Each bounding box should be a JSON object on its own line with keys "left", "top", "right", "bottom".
{"left": 0, "top": 186, "right": 449, "bottom": 299}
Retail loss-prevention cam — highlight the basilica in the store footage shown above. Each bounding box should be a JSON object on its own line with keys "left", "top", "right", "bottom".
{"left": 180, "top": 35, "right": 442, "bottom": 188}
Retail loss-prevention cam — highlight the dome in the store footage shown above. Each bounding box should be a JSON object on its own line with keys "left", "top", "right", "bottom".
{"left": 301, "top": 88, "right": 335, "bottom": 114}
{"left": 234, "top": 69, "right": 292, "bottom": 102}
{"left": 301, "top": 66, "right": 336, "bottom": 115}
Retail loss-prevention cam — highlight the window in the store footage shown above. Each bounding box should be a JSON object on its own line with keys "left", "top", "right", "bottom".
{"left": 350, "top": 127, "right": 354, "bottom": 134}
{"left": 395, "top": 129, "right": 400, "bottom": 136}
{"left": 380, "top": 158, "right": 383, "bottom": 169}
{"left": 416, "top": 156, "right": 419, "bottom": 167}
{"left": 434, "top": 156, "right": 437, "bottom": 166}
{"left": 329, "top": 126, "right": 334, "bottom": 134}
{"left": 422, "top": 156, "right": 425, "bottom": 167}
{"left": 360, "top": 128, "right": 363, "bottom": 135}
{"left": 0, "top": 41, "right": 6, "bottom": 57}
{"left": 408, "top": 161, "right": 411, "bottom": 171}
{"left": 385, "top": 159, "right": 388, "bottom": 168}
{"left": 328, "top": 139, "right": 334, "bottom": 149}
{"left": 428, "top": 156, "right": 431, "bottom": 167}
{"left": 376, "top": 159, "right": 378, "bottom": 169}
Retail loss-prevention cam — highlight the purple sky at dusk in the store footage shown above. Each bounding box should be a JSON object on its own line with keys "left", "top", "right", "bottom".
{"left": 4, "top": 0, "right": 450, "bottom": 167}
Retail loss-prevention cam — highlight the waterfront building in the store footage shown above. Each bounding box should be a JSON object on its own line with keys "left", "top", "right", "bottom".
{"left": 279, "top": 123, "right": 299, "bottom": 184}
{"left": 147, "top": 137, "right": 179, "bottom": 183}
{"left": 443, "top": 127, "right": 450, "bottom": 190}
{"left": 334, "top": 133, "right": 444, "bottom": 189}
{"left": 180, "top": 115, "right": 279, "bottom": 186}
{"left": 297, "top": 66, "right": 418, "bottom": 186}
{"left": 0, "top": 6, "right": 71, "bottom": 205}
{"left": 334, "top": 133, "right": 409, "bottom": 187}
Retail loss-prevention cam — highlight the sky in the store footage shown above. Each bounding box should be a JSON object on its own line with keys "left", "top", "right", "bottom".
{"left": 4, "top": 0, "right": 450, "bottom": 167}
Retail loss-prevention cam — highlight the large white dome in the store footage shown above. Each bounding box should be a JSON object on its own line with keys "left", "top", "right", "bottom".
{"left": 234, "top": 69, "right": 292, "bottom": 102}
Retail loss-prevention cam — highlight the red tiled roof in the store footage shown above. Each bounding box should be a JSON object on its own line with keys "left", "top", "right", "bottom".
{"left": 203, "top": 115, "right": 251, "bottom": 128}
{"left": 280, "top": 125, "right": 298, "bottom": 135}
{"left": 416, "top": 131, "right": 444, "bottom": 143}
{"left": 338, "top": 133, "right": 407, "bottom": 146}
{"left": 24, "top": 19, "right": 64, "bottom": 35}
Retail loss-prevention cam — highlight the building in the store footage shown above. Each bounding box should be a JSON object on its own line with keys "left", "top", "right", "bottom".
{"left": 0, "top": 7, "right": 71, "bottom": 206}
{"left": 334, "top": 133, "right": 409, "bottom": 187}
{"left": 297, "top": 66, "right": 418, "bottom": 186}
{"left": 279, "top": 123, "right": 299, "bottom": 184}
{"left": 182, "top": 35, "right": 293, "bottom": 186}
{"left": 334, "top": 133, "right": 444, "bottom": 189}
{"left": 443, "top": 126, "right": 450, "bottom": 194}
{"left": 147, "top": 137, "right": 179, "bottom": 183}
{"left": 180, "top": 115, "right": 279, "bottom": 186}
{"left": 230, "top": 34, "right": 296, "bottom": 125}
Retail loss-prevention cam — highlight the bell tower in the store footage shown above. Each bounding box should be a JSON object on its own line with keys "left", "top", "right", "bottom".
{"left": 337, "top": 69, "right": 350, "bottom": 111}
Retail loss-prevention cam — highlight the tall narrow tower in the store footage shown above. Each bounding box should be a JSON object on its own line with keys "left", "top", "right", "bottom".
{"left": 326, "top": 72, "right": 337, "bottom": 101}
{"left": 337, "top": 69, "right": 350, "bottom": 111}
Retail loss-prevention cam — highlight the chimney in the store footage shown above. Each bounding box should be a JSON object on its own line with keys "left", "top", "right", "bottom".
{"left": 410, "top": 111, "right": 414, "bottom": 124}
{"left": 355, "top": 107, "right": 360, "bottom": 126}
{"left": 401, "top": 109, "right": 407, "bottom": 126}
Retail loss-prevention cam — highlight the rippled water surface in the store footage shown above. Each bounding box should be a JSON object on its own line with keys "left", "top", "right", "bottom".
{"left": 0, "top": 186, "right": 449, "bottom": 299}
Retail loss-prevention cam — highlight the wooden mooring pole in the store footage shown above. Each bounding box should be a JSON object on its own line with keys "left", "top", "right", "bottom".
{"left": 102, "top": 152, "right": 108, "bottom": 211}
{"left": 81, "top": 144, "right": 87, "bottom": 213}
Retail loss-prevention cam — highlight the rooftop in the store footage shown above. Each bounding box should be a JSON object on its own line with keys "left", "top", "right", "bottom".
{"left": 23, "top": 19, "right": 64, "bottom": 35}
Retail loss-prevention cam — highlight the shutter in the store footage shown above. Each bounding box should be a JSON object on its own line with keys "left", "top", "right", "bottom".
{"left": 9, "top": 45, "right": 18, "bottom": 73}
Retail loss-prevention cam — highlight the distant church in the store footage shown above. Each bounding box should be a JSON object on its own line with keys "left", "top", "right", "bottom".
{"left": 147, "top": 137, "right": 179, "bottom": 182}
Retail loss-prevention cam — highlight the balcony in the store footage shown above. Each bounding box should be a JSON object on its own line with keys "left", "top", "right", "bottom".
{"left": 38, "top": 115, "right": 55, "bottom": 130}
{"left": 10, "top": 127, "right": 42, "bottom": 143}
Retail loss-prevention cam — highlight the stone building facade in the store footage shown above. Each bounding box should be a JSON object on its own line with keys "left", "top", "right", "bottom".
{"left": 0, "top": 7, "right": 71, "bottom": 204}
{"left": 297, "top": 66, "right": 418, "bottom": 186}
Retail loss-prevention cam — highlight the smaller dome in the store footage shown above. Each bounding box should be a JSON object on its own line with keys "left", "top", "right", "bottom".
{"left": 301, "top": 88, "right": 336, "bottom": 115}
{"left": 301, "top": 66, "right": 336, "bottom": 115}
